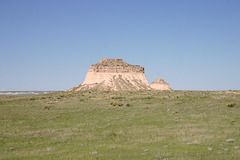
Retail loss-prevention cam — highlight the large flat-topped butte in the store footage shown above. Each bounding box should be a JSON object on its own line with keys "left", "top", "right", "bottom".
{"left": 69, "top": 59, "right": 171, "bottom": 91}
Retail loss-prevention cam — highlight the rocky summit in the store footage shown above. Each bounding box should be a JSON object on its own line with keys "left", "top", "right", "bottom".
{"left": 69, "top": 59, "right": 151, "bottom": 91}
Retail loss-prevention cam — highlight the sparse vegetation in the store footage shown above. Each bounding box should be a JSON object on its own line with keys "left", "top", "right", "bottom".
{"left": 0, "top": 90, "right": 240, "bottom": 159}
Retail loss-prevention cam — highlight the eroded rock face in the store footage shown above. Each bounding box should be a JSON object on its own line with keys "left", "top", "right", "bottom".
{"left": 150, "top": 78, "right": 171, "bottom": 91}
{"left": 69, "top": 59, "right": 151, "bottom": 91}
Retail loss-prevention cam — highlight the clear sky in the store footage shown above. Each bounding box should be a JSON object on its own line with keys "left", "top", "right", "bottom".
{"left": 0, "top": 0, "right": 239, "bottom": 91}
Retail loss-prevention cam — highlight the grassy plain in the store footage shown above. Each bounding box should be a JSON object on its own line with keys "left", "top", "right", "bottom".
{"left": 0, "top": 90, "right": 239, "bottom": 160}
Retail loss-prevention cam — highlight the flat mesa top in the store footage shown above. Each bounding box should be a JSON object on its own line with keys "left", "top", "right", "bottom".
{"left": 89, "top": 59, "right": 144, "bottom": 73}
{"left": 94, "top": 59, "right": 138, "bottom": 67}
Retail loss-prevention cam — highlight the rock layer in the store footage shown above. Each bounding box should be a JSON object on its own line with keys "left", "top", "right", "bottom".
{"left": 69, "top": 59, "right": 151, "bottom": 91}
{"left": 150, "top": 78, "right": 171, "bottom": 90}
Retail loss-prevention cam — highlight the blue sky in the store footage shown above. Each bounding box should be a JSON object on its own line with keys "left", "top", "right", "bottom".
{"left": 0, "top": 0, "right": 239, "bottom": 91}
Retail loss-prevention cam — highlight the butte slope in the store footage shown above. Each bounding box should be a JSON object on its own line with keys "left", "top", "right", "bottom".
{"left": 69, "top": 59, "right": 151, "bottom": 91}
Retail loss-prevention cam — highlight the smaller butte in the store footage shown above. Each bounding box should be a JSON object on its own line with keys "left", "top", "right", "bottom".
{"left": 150, "top": 78, "right": 171, "bottom": 91}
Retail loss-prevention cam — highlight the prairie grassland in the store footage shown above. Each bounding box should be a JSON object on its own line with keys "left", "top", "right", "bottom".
{"left": 0, "top": 90, "right": 239, "bottom": 160}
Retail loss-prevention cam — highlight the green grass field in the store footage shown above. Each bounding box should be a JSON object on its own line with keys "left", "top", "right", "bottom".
{"left": 0, "top": 90, "right": 239, "bottom": 160}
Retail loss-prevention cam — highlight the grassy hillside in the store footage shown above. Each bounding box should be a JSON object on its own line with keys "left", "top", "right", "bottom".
{"left": 0, "top": 90, "right": 239, "bottom": 160}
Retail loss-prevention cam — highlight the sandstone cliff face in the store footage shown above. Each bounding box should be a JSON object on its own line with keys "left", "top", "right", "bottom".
{"left": 69, "top": 59, "right": 151, "bottom": 91}
{"left": 150, "top": 78, "right": 171, "bottom": 91}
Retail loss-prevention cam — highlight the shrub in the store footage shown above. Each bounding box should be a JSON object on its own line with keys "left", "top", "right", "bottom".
{"left": 44, "top": 106, "right": 50, "bottom": 110}
{"left": 142, "top": 96, "right": 155, "bottom": 99}
{"left": 227, "top": 102, "right": 237, "bottom": 108}
{"left": 112, "top": 97, "right": 124, "bottom": 99}
{"left": 110, "top": 102, "right": 123, "bottom": 107}
{"left": 126, "top": 103, "right": 131, "bottom": 107}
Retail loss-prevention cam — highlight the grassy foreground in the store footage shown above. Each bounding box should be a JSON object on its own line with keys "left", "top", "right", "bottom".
{"left": 0, "top": 90, "right": 239, "bottom": 160}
